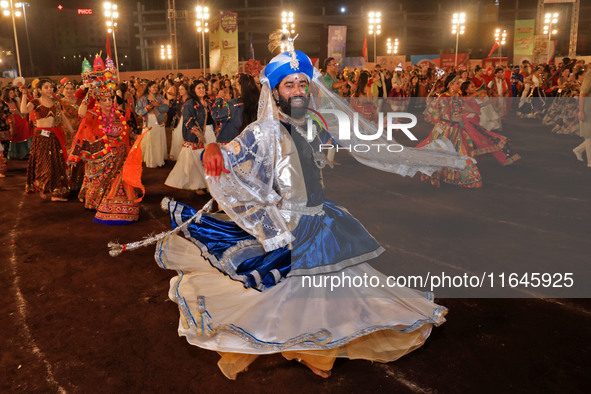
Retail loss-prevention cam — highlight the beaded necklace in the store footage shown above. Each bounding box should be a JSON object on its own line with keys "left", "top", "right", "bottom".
{"left": 88, "top": 103, "right": 128, "bottom": 160}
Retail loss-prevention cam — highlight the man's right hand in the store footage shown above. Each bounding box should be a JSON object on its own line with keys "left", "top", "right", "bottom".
{"left": 202, "top": 143, "right": 229, "bottom": 176}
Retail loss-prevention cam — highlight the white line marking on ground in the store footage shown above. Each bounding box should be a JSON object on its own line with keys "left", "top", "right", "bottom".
{"left": 541, "top": 299, "right": 591, "bottom": 317}
{"left": 9, "top": 198, "right": 67, "bottom": 393}
{"left": 374, "top": 363, "right": 434, "bottom": 393}
{"left": 140, "top": 203, "right": 167, "bottom": 228}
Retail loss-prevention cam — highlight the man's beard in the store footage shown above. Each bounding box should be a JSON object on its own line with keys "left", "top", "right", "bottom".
{"left": 277, "top": 93, "right": 310, "bottom": 119}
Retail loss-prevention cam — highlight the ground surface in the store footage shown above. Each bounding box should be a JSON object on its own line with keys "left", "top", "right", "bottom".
{"left": 1, "top": 111, "right": 589, "bottom": 393}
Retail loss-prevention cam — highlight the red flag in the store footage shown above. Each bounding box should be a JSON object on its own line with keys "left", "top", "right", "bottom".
{"left": 106, "top": 32, "right": 112, "bottom": 59}
{"left": 487, "top": 41, "right": 500, "bottom": 58}
{"left": 362, "top": 36, "right": 368, "bottom": 61}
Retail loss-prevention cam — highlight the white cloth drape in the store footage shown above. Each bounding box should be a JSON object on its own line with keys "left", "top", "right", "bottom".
{"left": 141, "top": 113, "right": 167, "bottom": 168}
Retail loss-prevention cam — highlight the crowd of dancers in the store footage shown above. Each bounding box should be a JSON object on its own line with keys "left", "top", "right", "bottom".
{"left": 2, "top": 56, "right": 588, "bottom": 199}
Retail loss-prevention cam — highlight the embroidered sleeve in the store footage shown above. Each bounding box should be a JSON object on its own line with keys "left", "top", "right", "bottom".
{"left": 157, "top": 96, "right": 169, "bottom": 114}
{"left": 135, "top": 97, "right": 148, "bottom": 117}
{"left": 183, "top": 99, "right": 202, "bottom": 136}
{"left": 1, "top": 102, "right": 11, "bottom": 118}
{"left": 211, "top": 98, "right": 230, "bottom": 123}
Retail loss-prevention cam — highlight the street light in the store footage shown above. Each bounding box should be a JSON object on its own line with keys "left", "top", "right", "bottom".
{"left": 196, "top": 5, "right": 209, "bottom": 74}
{"left": 280, "top": 11, "right": 295, "bottom": 52}
{"left": 1, "top": 0, "right": 22, "bottom": 76}
{"left": 15, "top": 2, "right": 32, "bottom": 75}
{"left": 104, "top": 2, "right": 120, "bottom": 76}
{"left": 494, "top": 28, "right": 507, "bottom": 65}
{"left": 543, "top": 12, "right": 559, "bottom": 64}
{"left": 451, "top": 12, "right": 466, "bottom": 67}
{"left": 368, "top": 11, "right": 381, "bottom": 63}
{"left": 387, "top": 38, "right": 399, "bottom": 55}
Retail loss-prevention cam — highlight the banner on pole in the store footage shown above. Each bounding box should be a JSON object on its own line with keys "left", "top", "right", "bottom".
{"left": 513, "top": 20, "right": 535, "bottom": 56}
{"left": 209, "top": 11, "right": 238, "bottom": 75}
{"left": 327, "top": 26, "right": 347, "bottom": 69}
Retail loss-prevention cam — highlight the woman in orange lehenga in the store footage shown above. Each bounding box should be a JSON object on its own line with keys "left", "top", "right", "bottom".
{"left": 21, "top": 79, "right": 74, "bottom": 201}
{"left": 69, "top": 85, "right": 144, "bottom": 225}
{"left": 416, "top": 75, "right": 482, "bottom": 188}
{"left": 460, "top": 81, "right": 521, "bottom": 167}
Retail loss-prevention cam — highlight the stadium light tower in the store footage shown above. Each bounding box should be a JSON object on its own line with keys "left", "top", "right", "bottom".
{"left": 196, "top": 5, "right": 209, "bottom": 73}
{"left": 104, "top": 2, "right": 120, "bottom": 75}
{"left": 368, "top": 11, "right": 381, "bottom": 63}
{"left": 451, "top": 12, "right": 466, "bottom": 67}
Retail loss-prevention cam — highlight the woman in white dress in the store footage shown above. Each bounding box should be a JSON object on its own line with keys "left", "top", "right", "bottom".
{"left": 135, "top": 81, "right": 169, "bottom": 168}
{"left": 518, "top": 66, "right": 546, "bottom": 119}
{"left": 164, "top": 80, "right": 213, "bottom": 194}
{"left": 168, "top": 83, "right": 189, "bottom": 161}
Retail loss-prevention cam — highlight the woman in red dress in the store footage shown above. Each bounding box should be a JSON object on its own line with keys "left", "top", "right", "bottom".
{"left": 2, "top": 87, "right": 33, "bottom": 160}
{"left": 21, "top": 79, "right": 74, "bottom": 201}
{"left": 416, "top": 75, "right": 482, "bottom": 188}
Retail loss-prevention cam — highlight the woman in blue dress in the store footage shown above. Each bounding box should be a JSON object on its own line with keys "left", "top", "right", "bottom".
{"left": 165, "top": 80, "right": 213, "bottom": 194}
{"left": 211, "top": 74, "right": 260, "bottom": 144}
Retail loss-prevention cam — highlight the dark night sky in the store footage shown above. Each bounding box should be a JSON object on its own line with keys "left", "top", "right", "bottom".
{"left": 1, "top": 0, "right": 589, "bottom": 75}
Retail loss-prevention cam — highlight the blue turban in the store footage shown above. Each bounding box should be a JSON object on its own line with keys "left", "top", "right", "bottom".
{"left": 263, "top": 50, "right": 314, "bottom": 89}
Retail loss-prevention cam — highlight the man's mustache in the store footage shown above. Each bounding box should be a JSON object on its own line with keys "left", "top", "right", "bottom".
{"left": 289, "top": 96, "right": 308, "bottom": 105}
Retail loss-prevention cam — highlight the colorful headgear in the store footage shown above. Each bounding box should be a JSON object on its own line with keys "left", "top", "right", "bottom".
{"left": 81, "top": 54, "right": 119, "bottom": 98}
{"left": 263, "top": 50, "right": 314, "bottom": 89}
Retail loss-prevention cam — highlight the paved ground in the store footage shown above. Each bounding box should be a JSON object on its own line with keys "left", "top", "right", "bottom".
{"left": 1, "top": 112, "right": 589, "bottom": 393}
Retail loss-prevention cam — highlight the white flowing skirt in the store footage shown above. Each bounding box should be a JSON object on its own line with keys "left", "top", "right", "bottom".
{"left": 156, "top": 233, "right": 445, "bottom": 356}
{"left": 141, "top": 114, "right": 167, "bottom": 168}
{"left": 164, "top": 145, "right": 208, "bottom": 190}
{"left": 169, "top": 116, "right": 183, "bottom": 161}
